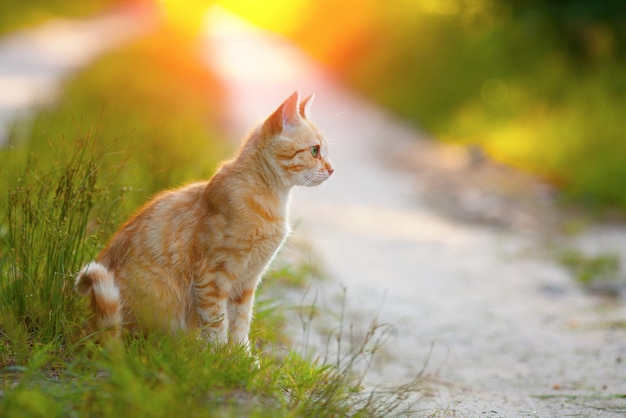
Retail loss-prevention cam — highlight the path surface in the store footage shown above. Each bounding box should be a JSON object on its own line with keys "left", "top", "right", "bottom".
{"left": 1, "top": 6, "right": 625, "bottom": 417}
{"left": 203, "top": 7, "right": 626, "bottom": 417}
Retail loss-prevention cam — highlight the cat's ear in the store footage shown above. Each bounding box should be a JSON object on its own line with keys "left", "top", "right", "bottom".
{"left": 299, "top": 94, "right": 314, "bottom": 119}
{"left": 280, "top": 91, "right": 301, "bottom": 131}
{"left": 262, "top": 91, "right": 302, "bottom": 137}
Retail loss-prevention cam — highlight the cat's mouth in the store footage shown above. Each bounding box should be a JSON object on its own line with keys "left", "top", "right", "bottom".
{"left": 302, "top": 170, "right": 333, "bottom": 187}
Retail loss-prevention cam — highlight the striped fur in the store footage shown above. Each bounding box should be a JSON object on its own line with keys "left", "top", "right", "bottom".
{"left": 75, "top": 92, "right": 333, "bottom": 346}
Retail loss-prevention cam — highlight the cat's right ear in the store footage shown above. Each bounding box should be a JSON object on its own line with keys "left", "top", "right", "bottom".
{"left": 299, "top": 94, "right": 314, "bottom": 119}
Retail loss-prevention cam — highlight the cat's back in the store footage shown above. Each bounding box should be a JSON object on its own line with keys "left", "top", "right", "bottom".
{"left": 126, "top": 181, "right": 207, "bottom": 230}
{"left": 99, "top": 181, "right": 208, "bottom": 269}
{"left": 149, "top": 181, "right": 208, "bottom": 219}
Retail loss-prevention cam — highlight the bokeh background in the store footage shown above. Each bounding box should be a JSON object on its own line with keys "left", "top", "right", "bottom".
{"left": 225, "top": 0, "right": 626, "bottom": 212}
{"left": 2, "top": 2, "right": 626, "bottom": 415}
{"left": 4, "top": 0, "right": 625, "bottom": 212}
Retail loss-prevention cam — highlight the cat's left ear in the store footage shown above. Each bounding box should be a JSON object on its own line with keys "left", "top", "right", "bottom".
{"left": 280, "top": 91, "right": 301, "bottom": 131}
{"left": 262, "top": 91, "right": 302, "bottom": 138}
{"left": 299, "top": 94, "right": 314, "bottom": 119}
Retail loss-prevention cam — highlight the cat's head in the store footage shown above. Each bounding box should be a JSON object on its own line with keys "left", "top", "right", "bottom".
{"left": 260, "top": 91, "right": 334, "bottom": 188}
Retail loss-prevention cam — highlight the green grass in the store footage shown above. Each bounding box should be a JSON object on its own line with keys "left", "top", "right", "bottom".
{"left": 0, "top": 26, "right": 419, "bottom": 417}
{"left": 0, "top": 140, "right": 419, "bottom": 416}
{"left": 559, "top": 248, "right": 621, "bottom": 286}
{"left": 0, "top": 139, "right": 115, "bottom": 361}
{"left": 0, "top": 333, "right": 415, "bottom": 417}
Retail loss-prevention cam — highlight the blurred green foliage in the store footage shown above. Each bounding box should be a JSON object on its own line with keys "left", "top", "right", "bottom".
{"left": 5, "top": 28, "right": 230, "bottom": 221}
{"left": 0, "top": 0, "right": 123, "bottom": 34}
{"left": 286, "top": 0, "right": 626, "bottom": 212}
{"left": 559, "top": 248, "right": 620, "bottom": 285}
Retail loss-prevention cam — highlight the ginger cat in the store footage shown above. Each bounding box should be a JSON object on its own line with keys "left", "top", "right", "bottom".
{"left": 75, "top": 92, "right": 333, "bottom": 346}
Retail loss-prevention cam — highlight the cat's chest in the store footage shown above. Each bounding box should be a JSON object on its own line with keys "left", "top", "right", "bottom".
{"left": 205, "top": 209, "right": 288, "bottom": 255}
{"left": 213, "top": 217, "right": 288, "bottom": 280}
{"left": 236, "top": 192, "right": 289, "bottom": 245}
{"left": 242, "top": 216, "right": 289, "bottom": 251}
{"left": 200, "top": 190, "right": 290, "bottom": 273}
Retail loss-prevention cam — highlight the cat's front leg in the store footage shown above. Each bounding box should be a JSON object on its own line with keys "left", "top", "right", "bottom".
{"left": 227, "top": 284, "right": 257, "bottom": 347}
{"left": 194, "top": 278, "right": 230, "bottom": 344}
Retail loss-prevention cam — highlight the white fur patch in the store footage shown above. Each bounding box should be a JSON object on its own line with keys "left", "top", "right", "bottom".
{"left": 77, "top": 261, "right": 119, "bottom": 303}
{"left": 93, "top": 275, "right": 120, "bottom": 304}
{"left": 77, "top": 261, "right": 106, "bottom": 279}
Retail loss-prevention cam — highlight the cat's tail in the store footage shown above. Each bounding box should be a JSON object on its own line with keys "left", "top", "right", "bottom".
{"left": 75, "top": 261, "right": 122, "bottom": 341}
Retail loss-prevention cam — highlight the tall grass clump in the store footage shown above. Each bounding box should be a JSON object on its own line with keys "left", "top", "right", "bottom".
{"left": 0, "top": 134, "right": 120, "bottom": 361}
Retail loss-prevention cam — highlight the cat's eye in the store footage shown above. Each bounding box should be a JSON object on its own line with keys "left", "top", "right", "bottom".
{"left": 310, "top": 146, "right": 320, "bottom": 158}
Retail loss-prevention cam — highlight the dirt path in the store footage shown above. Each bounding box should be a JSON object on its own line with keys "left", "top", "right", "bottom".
{"left": 203, "top": 7, "right": 626, "bottom": 417}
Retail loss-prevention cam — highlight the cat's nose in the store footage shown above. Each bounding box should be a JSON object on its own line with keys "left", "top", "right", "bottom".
{"left": 327, "top": 166, "right": 334, "bottom": 175}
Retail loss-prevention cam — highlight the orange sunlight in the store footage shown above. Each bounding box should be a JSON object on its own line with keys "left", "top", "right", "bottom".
{"left": 158, "top": 0, "right": 308, "bottom": 36}
{"left": 158, "top": 0, "right": 212, "bottom": 35}
{"left": 215, "top": 0, "right": 308, "bottom": 34}
{"left": 210, "top": 0, "right": 381, "bottom": 72}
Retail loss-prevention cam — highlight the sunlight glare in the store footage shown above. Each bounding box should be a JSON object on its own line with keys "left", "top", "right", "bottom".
{"left": 158, "top": 0, "right": 213, "bottom": 35}
{"left": 203, "top": 5, "right": 313, "bottom": 83}
{"left": 215, "top": 0, "right": 308, "bottom": 34}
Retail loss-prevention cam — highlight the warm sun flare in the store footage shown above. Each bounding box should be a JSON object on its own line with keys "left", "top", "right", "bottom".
{"left": 158, "top": 0, "right": 213, "bottom": 35}
{"left": 214, "top": 0, "right": 307, "bottom": 34}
